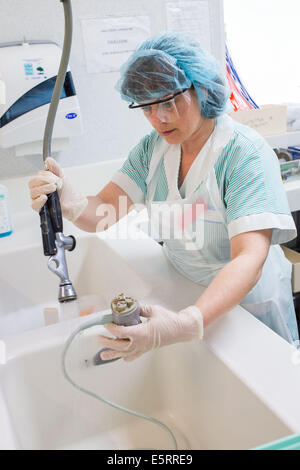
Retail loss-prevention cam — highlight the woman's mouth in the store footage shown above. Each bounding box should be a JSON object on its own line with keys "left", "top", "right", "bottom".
{"left": 161, "top": 129, "right": 175, "bottom": 136}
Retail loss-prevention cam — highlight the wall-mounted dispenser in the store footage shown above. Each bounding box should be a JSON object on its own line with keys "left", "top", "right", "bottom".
{"left": 0, "top": 40, "right": 83, "bottom": 156}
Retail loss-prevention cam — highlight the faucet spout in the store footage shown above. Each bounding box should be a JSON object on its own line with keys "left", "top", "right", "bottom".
{"left": 47, "top": 232, "right": 77, "bottom": 302}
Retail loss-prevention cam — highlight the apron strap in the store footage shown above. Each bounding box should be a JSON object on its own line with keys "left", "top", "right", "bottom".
{"left": 146, "top": 137, "right": 169, "bottom": 201}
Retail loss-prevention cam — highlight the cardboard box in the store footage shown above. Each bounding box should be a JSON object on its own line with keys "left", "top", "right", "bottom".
{"left": 230, "top": 105, "right": 287, "bottom": 137}
{"left": 281, "top": 246, "right": 300, "bottom": 293}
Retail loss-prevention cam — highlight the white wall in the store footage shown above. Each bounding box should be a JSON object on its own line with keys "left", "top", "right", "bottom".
{"left": 0, "top": 0, "right": 224, "bottom": 178}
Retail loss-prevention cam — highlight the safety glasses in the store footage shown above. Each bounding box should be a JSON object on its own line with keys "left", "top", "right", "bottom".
{"left": 129, "top": 89, "right": 192, "bottom": 123}
{"left": 129, "top": 88, "right": 189, "bottom": 109}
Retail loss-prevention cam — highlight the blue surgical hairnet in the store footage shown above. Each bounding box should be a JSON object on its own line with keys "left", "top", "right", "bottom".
{"left": 115, "top": 32, "right": 230, "bottom": 118}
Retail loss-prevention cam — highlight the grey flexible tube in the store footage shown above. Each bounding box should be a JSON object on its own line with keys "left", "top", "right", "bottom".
{"left": 43, "top": 0, "right": 72, "bottom": 163}
{"left": 61, "top": 315, "right": 178, "bottom": 450}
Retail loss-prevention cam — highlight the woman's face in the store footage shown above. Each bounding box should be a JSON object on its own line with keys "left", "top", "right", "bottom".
{"left": 142, "top": 88, "right": 206, "bottom": 145}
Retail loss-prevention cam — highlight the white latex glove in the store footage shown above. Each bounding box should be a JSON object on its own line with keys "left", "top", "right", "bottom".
{"left": 28, "top": 157, "right": 88, "bottom": 222}
{"left": 97, "top": 304, "right": 204, "bottom": 362}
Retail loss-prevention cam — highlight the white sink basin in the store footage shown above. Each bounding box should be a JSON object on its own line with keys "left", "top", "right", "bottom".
{"left": 1, "top": 230, "right": 300, "bottom": 450}
{"left": 0, "top": 235, "right": 153, "bottom": 335}
{"left": 0, "top": 320, "right": 292, "bottom": 450}
{"left": 0, "top": 229, "right": 205, "bottom": 336}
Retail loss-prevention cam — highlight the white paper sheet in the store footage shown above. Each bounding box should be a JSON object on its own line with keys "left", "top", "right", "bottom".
{"left": 166, "top": 1, "right": 211, "bottom": 52}
{"left": 81, "top": 16, "right": 151, "bottom": 73}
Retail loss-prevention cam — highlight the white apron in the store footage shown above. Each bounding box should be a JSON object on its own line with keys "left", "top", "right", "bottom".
{"left": 145, "top": 115, "right": 299, "bottom": 344}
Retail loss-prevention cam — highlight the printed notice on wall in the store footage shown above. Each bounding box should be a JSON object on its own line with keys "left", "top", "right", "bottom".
{"left": 81, "top": 16, "right": 151, "bottom": 73}
{"left": 166, "top": 1, "right": 211, "bottom": 52}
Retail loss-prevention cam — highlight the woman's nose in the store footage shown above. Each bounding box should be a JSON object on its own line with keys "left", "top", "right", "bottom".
{"left": 150, "top": 111, "right": 169, "bottom": 125}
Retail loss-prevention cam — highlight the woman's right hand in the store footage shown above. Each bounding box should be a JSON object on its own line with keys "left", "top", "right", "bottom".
{"left": 28, "top": 157, "right": 63, "bottom": 212}
{"left": 28, "top": 157, "right": 88, "bottom": 222}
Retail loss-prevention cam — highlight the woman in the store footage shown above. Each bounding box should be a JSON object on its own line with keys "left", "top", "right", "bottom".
{"left": 29, "top": 32, "right": 299, "bottom": 361}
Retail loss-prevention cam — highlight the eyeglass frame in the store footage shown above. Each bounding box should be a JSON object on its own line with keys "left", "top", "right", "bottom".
{"left": 128, "top": 88, "right": 190, "bottom": 110}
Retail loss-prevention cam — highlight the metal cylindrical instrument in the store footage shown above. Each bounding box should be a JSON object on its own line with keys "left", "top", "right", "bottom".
{"left": 93, "top": 294, "right": 140, "bottom": 366}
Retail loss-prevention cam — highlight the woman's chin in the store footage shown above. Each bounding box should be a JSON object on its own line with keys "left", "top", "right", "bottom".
{"left": 161, "top": 130, "right": 182, "bottom": 144}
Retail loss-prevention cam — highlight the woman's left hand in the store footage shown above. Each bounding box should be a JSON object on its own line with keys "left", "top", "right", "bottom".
{"left": 97, "top": 304, "right": 203, "bottom": 362}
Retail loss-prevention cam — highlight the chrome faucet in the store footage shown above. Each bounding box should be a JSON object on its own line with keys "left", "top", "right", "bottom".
{"left": 47, "top": 233, "right": 77, "bottom": 303}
